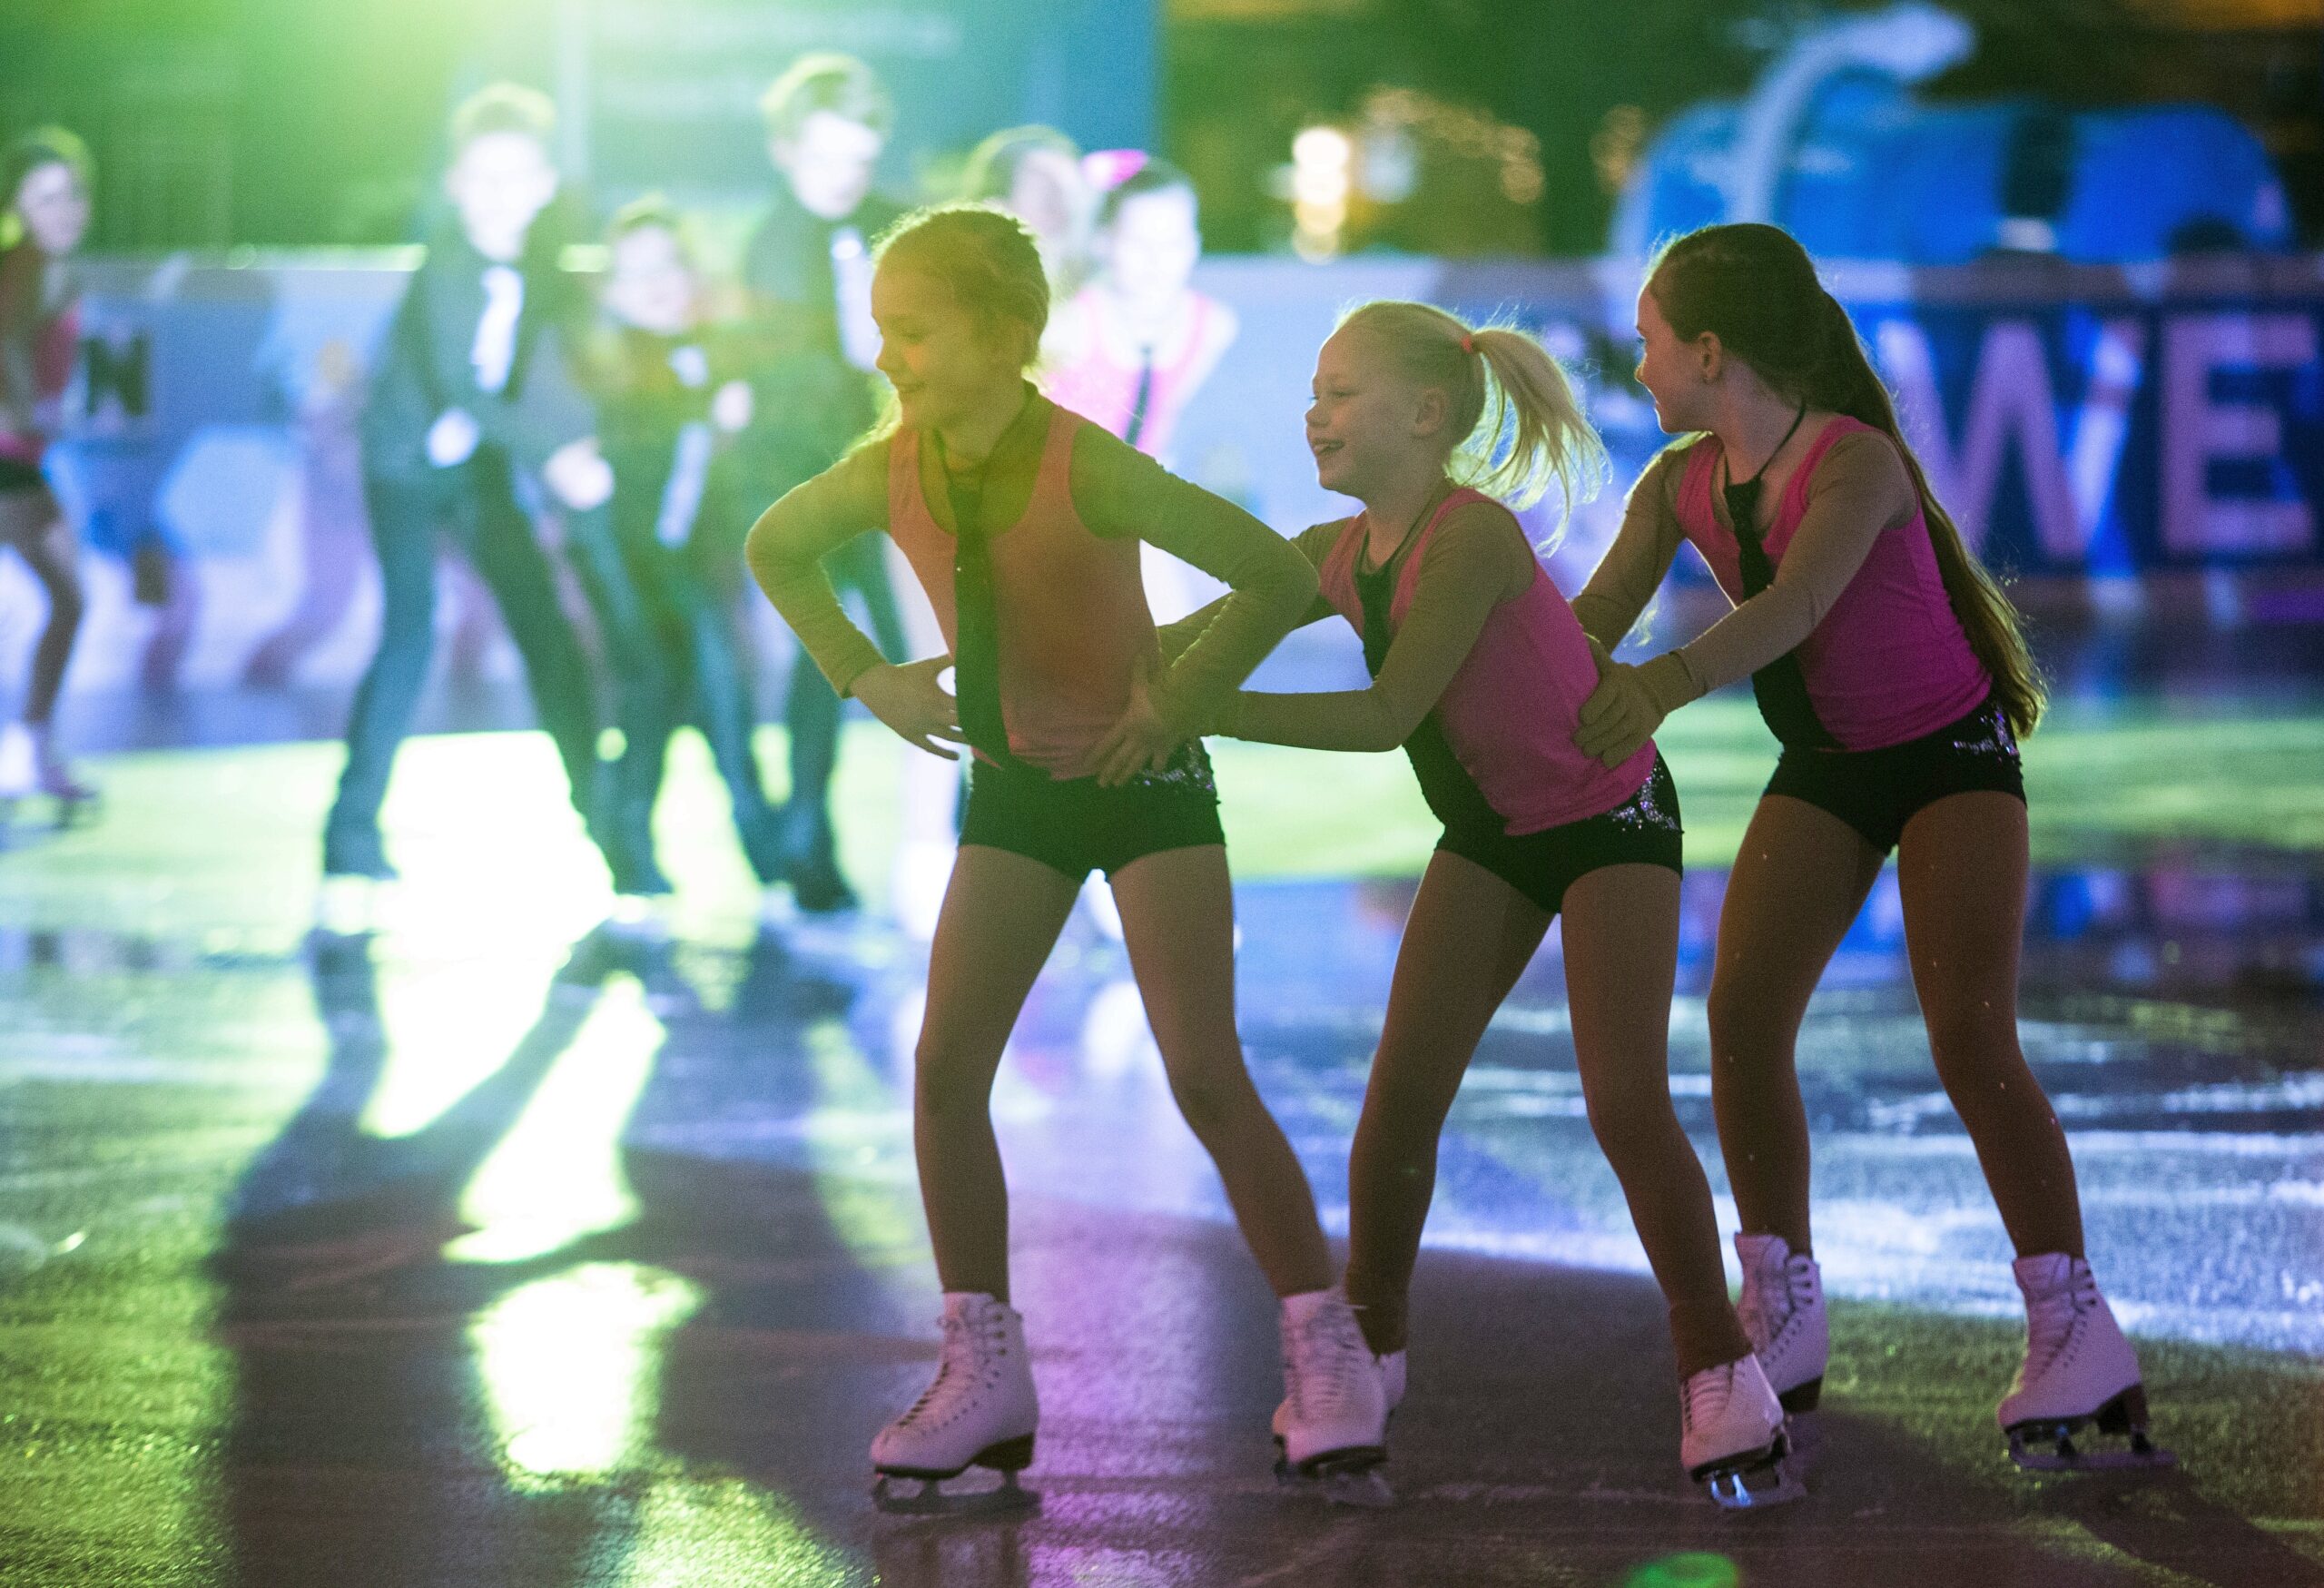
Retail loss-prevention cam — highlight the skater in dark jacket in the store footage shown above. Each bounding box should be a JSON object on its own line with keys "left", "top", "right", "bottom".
{"left": 323, "top": 84, "right": 628, "bottom": 892}
{"left": 732, "top": 53, "right": 911, "bottom": 912}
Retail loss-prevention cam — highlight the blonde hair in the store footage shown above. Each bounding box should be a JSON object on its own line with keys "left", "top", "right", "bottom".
{"left": 1335, "top": 300, "right": 1609, "bottom": 532}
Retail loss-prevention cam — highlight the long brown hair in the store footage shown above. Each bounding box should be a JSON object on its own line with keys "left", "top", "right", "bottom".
{"left": 1647, "top": 223, "right": 2046, "bottom": 735}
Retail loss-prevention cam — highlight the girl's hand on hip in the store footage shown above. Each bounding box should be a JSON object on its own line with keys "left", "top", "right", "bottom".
{"left": 1092, "top": 656, "right": 1184, "bottom": 788}
{"left": 852, "top": 656, "right": 966, "bottom": 760}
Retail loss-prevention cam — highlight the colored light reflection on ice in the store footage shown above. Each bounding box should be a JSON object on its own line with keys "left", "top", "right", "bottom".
{"left": 469, "top": 1261, "right": 700, "bottom": 1482}
{"left": 1622, "top": 1554, "right": 1740, "bottom": 1588}
{"left": 449, "top": 975, "right": 663, "bottom": 1263}
{"left": 357, "top": 948, "right": 576, "bottom": 1139}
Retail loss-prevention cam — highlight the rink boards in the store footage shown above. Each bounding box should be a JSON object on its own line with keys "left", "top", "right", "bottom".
{"left": 5, "top": 250, "right": 2320, "bottom": 705}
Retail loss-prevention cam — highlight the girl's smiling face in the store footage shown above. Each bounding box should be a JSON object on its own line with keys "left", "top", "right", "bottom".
{"left": 1633, "top": 285, "right": 1713, "bottom": 435}
{"left": 14, "top": 161, "right": 90, "bottom": 257}
{"left": 871, "top": 264, "right": 1029, "bottom": 434}
{"left": 1304, "top": 327, "right": 1441, "bottom": 500}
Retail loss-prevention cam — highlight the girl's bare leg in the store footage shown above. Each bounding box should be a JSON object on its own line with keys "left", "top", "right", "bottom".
{"left": 1896, "top": 792, "right": 2083, "bottom": 1258}
{"left": 1341, "top": 850, "right": 1551, "bottom": 1354}
{"left": 0, "top": 490, "right": 85, "bottom": 731}
{"left": 1561, "top": 863, "right": 1751, "bottom": 1376}
{"left": 1109, "top": 843, "right": 1333, "bottom": 1297}
{"left": 1706, "top": 795, "right": 1885, "bottom": 1255}
{"left": 913, "top": 844, "right": 1082, "bottom": 1302}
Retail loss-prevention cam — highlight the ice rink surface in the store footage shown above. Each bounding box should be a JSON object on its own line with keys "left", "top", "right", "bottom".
{"left": 2, "top": 660, "right": 2320, "bottom": 1586}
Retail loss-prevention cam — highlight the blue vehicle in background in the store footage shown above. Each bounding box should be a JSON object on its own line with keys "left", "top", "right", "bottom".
{"left": 1612, "top": 2, "right": 2294, "bottom": 262}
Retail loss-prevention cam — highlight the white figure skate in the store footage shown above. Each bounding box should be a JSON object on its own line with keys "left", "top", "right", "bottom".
{"left": 1999, "top": 1254, "right": 2173, "bottom": 1472}
{"left": 1736, "top": 1232, "right": 1828, "bottom": 1415}
{"left": 1274, "top": 1288, "right": 1392, "bottom": 1507}
{"left": 870, "top": 1292, "right": 1039, "bottom": 1514}
{"left": 1682, "top": 1353, "right": 1807, "bottom": 1511}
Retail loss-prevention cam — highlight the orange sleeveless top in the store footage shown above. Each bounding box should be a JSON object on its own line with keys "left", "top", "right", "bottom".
{"left": 887, "top": 404, "right": 1158, "bottom": 778}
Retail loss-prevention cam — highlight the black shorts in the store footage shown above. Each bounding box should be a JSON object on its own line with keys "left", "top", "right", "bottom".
{"left": 1765, "top": 693, "right": 2024, "bottom": 854}
{"left": 960, "top": 740, "right": 1225, "bottom": 882}
{"left": 0, "top": 454, "right": 47, "bottom": 494}
{"left": 1436, "top": 755, "right": 1685, "bottom": 918}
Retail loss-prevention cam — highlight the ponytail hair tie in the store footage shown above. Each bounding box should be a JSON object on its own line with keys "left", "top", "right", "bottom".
{"left": 1459, "top": 333, "right": 1475, "bottom": 354}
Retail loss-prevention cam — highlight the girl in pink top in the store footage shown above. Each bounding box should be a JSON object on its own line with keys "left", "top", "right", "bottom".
{"left": 1575, "top": 222, "right": 2166, "bottom": 1473}
{"left": 1042, "top": 158, "right": 1238, "bottom": 626}
{"left": 746, "top": 204, "right": 1388, "bottom": 1504}
{"left": 1042, "top": 159, "right": 1236, "bottom": 469}
{"left": 0, "top": 129, "right": 94, "bottom": 813}
{"left": 1166, "top": 301, "right": 1797, "bottom": 1508}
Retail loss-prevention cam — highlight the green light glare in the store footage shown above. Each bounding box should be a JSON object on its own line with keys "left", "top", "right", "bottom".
{"left": 449, "top": 976, "right": 664, "bottom": 1263}
{"left": 359, "top": 950, "right": 573, "bottom": 1139}
{"left": 1622, "top": 1554, "right": 1741, "bottom": 1588}
{"left": 803, "top": 1017, "right": 923, "bottom": 1267}
{"left": 617, "top": 1475, "right": 858, "bottom": 1588}
{"left": 469, "top": 1261, "right": 701, "bottom": 1484}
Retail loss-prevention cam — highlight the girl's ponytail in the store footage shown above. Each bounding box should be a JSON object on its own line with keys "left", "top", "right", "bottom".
{"left": 1338, "top": 301, "right": 1609, "bottom": 535}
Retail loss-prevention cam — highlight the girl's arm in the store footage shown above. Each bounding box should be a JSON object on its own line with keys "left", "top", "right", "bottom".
{"left": 743, "top": 441, "right": 895, "bottom": 697}
{"left": 1070, "top": 424, "right": 1319, "bottom": 723}
{"left": 1569, "top": 445, "right": 1689, "bottom": 652}
{"left": 1660, "top": 429, "right": 1915, "bottom": 695}
{"left": 1226, "top": 501, "right": 1529, "bottom": 753}
{"left": 1574, "top": 430, "right": 1915, "bottom": 764}
{"left": 1155, "top": 518, "right": 1342, "bottom": 667}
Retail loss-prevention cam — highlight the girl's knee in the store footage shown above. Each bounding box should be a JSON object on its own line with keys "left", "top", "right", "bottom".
{"left": 1924, "top": 1010, "right": 2021, "bottom": 1080}
{"left": 914, "top": 1035, "right": 1000, "bottom": 1119}
{"left": 1705, "top": 994, "right": 1797, "bottom": 1083}
{"left": 1164, "top": 1064, "right": 1257, "bottom": 1140}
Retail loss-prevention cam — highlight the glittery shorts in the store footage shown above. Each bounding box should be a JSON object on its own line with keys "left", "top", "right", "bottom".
{"left": 960, "top": 739, "right": 1224, "bottom": 882}
{"left": 1765, "top": 693, "right": 2024, "bottom": 854}
{"left": 1435, "top": 754, "right": 1684, "bottom": 918}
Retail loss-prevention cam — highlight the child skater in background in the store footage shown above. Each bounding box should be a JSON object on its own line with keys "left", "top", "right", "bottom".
{"left": 745, "top": 204, "right": 1388, "bottom": 1509}
{"left": 1044, "top": 156, "right": 1237, "bottom": 626}
{"left": 586, "top": 198, "right": 789, "bottom": 914}
{"left": 1153, "top": 301, "right": 1802, "bottom": 1510}
{"left": 1571, "top": 221, "right": 2168, "bottom": 1472}
{"left": 960, "top": 125, "right": 1091, "bottom": 297}
{"left": 737, "top": 54, "right": 911, "bottom": 915}
{"left": 1044, "top": 158, "right": 1236, "bottom": 469}
{"left": 320, "top": 84, "right": 624, "bottom": 902}
{"left": 0, "top": 128, "right": 95, "bottom": 818}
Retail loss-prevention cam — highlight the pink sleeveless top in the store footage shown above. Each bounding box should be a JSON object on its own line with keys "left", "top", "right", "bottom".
{"left": 1317, "top": 488, "right": 1656, "bottom": 835}
{"left": 1040, "top": 288, "right": 1219, "bottom": 460}
{"left": 1674, "top": 418, "right": 1991, "bottom": 752}
{"left": 887, "top": 405, "right": 1156, "bottom": 778}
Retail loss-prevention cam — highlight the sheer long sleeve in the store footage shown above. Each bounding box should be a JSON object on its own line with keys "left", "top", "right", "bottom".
{"left": 1070, "top": 426, "right": 1318, "bottom": 718}
{"left": 1226, "top": 501, "right": 1530, "bottom": 753}
{"left": 743, "top": 441, "right": 893, "bottom": 696}
{"left": 1667, "top": 429, "right": 1916, "bottom": 695}
{"left": 1571, "top": 446, "right": 1689, "bottom": 650}
{"left": 1156, "top": 518, "right": 1341, "bottom": 666}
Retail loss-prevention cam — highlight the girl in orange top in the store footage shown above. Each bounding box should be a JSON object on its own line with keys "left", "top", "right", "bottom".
{"left": 746, "top": 205, "right": 1388, "bottom": 1504}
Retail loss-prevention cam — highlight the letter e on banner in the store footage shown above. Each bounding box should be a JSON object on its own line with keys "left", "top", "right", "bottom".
{"left": 2162, "top": 313, "right": 2316, "bottom": 557}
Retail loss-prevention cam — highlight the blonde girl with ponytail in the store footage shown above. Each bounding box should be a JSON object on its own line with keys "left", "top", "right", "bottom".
{"left": 1154, "top": 299, "right": 1803, "bottom": 1508}
{"left": 1575, "top": 222, "right": 2165, "bottom": 1473}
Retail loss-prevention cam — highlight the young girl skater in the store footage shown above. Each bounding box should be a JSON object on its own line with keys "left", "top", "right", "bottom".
{"left": 744, "top": 204, "right": 1386, "bottom": 1507}
{"left": 1572, "top": 222, "right": 2166, "bottom": 1472}
{"left": 1151, "top": 301, "right": 1801, "bottom": 1510}
{"left": 0, "top": 129, "right": 96, "bottom": 817}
